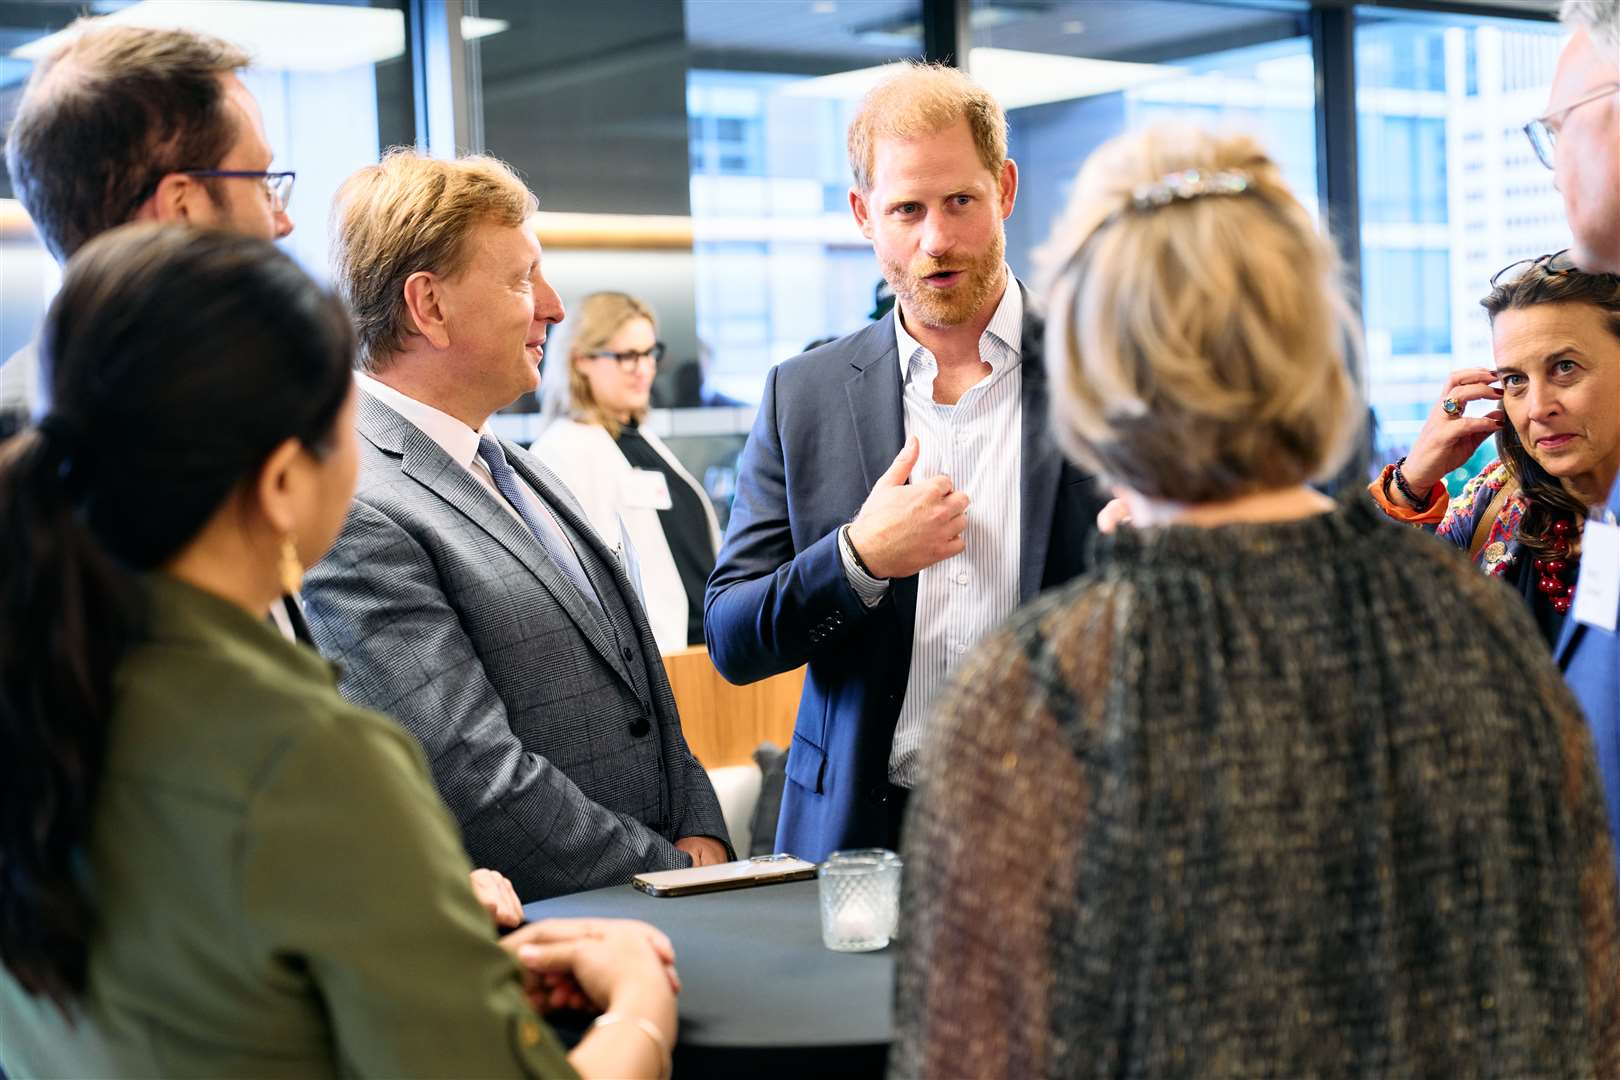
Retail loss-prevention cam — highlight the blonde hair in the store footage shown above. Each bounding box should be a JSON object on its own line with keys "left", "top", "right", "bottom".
{"left": 329, "top": 149, "right": 536, "bottom": 372}
{"left": 567, "top": 291, "right": 657, "bottom": 437}
{"left": 847, "top": 62, "right": 1007, "bottom": 194}
{"left": 1038, "top": 126, "right": 1363, "bottom": 504}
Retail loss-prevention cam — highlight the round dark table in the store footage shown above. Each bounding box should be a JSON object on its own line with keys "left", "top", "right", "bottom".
{"left": 523, "top": 878, "right": 893, "bottom": 1078}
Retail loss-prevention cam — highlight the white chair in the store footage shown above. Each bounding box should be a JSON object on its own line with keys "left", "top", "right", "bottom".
{"left": 705, "top": 763, "right": 763, "bottom": 858}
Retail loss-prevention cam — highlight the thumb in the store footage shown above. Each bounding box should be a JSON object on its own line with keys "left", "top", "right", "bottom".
{"left": 879, "top": 435, "right": 920, "bottom": 486}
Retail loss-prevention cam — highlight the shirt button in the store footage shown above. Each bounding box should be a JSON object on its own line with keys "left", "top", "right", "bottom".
{"left": 953, "top": 642, "right": 967, "bottom": 655}
{"left": 955, "top": 572, "right": 969, "bottom": 585}
{"left": 622, "top": 646, "right": 634, "bottom": 662}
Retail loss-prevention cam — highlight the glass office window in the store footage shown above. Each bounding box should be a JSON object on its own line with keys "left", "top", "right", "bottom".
{"left": 968, "top": 0, "right": 1317, "bottom": 282}
{"left": 0, "top": 0, "right": 414, "bottom": 429}
{"left": 1355, "top": 9, "right": 1569, "bottom": 482}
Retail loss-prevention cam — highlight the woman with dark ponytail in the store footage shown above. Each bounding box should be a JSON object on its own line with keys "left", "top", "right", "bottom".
{"left": 0, "top": 223, "right": 680, "bottom": 1079}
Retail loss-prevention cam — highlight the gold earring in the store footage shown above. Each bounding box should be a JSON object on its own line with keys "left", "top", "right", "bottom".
{"left": 278, "top": 534, "right": 304, "bottom": 596}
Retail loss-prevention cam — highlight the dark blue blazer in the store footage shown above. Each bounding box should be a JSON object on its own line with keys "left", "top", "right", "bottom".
{"left": 704, "top": 291, "right": 1106, "bottom": 860}
{"left": 1555, "top": 478, "right": 1620, "bottom": 886}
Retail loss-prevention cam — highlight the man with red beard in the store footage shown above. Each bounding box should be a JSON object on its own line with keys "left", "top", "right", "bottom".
{"left": 706, "top": 63, "right": 1106, "bottom": 860}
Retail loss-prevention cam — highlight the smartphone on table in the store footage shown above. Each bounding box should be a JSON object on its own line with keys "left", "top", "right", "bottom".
{"left": 631, "top": 853, "right": 817, "bottom": 897}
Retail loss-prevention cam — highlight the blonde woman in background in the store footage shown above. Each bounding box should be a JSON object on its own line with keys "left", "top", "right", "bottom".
{"left": 890, "top": 126, "right": 1620, "bottom": 1078}
{"left": 534, "top": 292, "right": 720, "bottom": 654}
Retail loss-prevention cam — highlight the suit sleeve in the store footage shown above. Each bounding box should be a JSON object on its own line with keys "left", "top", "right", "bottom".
{"left": 303, "top": 499, "right": 690, "bottom": 900}
{"left": 239, "top": 711, "right": 578, "bottom": 1079}
{"left": 704, "top": 364, "right": 881, "bottom": 685}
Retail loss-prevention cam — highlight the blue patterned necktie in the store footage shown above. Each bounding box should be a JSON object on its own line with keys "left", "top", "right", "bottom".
{"left": 476, "top": 435, "right": 603, "bottom": 613}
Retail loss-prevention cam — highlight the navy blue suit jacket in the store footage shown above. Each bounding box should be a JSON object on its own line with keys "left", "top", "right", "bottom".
{"left": 705, "top": 291, "right": 1106, "bottom": 860}
{"left": 1555, "top": 478, "right": 1620, "bottom": 886}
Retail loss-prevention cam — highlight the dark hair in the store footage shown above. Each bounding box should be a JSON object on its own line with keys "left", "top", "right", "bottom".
{"left": 4, "top": 21, "right": 249, "bottom": 263}
{"left": 1480, "top": 261, "right": 1620, "bottom": 556}
{"left": 0, "top": 223, "right": 354, "bottom": 1015}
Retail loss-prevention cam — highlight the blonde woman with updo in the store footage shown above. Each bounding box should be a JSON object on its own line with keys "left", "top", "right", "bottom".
{"left": 534, "top": 292, "right": 720, "bottom": 654}
{"left": 889, "top": 126, "right": 1620, "bottom": 1078}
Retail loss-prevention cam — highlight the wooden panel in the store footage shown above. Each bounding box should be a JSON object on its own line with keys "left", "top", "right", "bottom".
{"left": 662, "top": 645, "right": 803, "bottom": 769}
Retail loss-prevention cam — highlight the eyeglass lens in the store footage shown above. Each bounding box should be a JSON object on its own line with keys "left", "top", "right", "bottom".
{"left": 600, "top": 343, "right": 665, "bottom": 367}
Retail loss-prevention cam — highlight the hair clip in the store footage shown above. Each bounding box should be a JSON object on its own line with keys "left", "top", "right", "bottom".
{"left": 1130, "top": 168, "right": 1251, "bottom": 211}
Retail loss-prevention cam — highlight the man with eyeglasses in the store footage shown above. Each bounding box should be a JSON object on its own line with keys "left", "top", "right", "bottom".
{"left": 5, "top": 22, "right": 294, "bottom": 261}
{"left": 2, "top": 22, "right": 294, "bottom": 442}
{"left": 1540, "top": 0, "right": 1620, "bottom": 882}
{"left": 1534, "top": 1, "right": 1620, "bottom": 275}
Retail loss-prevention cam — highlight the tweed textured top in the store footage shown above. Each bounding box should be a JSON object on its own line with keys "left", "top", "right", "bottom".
{"left": 891, "top": 494, "right": 1620, "bottom": 1079}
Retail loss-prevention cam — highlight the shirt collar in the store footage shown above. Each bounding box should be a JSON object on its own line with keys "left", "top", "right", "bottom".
{"left": 355, "top": 371, "right": 489, "bottom": 469}
{"left": 894, "top": 268, "right": 1023, "bottom": 380}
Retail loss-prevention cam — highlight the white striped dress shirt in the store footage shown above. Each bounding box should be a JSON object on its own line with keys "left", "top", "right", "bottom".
{"left": 839, "top": 276, "right": 1024, "bottom": 787}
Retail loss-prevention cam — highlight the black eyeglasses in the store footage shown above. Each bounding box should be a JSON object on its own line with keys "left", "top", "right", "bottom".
{"left": 588, "top": 342, "right": 666, "bottom": 369}
{"left": 1523, "top": 83, "right": 1619, "bottom": 169}
{"left": 126, "top": 169, "right": 296, "bottom": 218}
{"left": 1490, "top": 248, "right": 1576, "bottom": 288}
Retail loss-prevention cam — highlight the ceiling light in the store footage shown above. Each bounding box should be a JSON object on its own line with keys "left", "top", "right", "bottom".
{"left": 12, "top": 1, "right": 507, "bottom": 72}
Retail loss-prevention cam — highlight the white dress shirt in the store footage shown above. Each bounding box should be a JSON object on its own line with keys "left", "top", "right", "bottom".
{"left": 838, "top": 274, "right": 1024, "bottom": 787}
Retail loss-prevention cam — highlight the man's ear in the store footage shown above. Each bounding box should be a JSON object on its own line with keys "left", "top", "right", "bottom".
{"left": 849, "top": 186, "right": 875, "bottom": 241}
{"left": 401, "top": 271, "right": 452, "bottom": 350}
{"left": 142, "top": 173, "right": 214, "bottom": 226}
{"left": 253, "top": 437, "right": 305, "bottom": 537}
{"left": 998, "top": 158, "right": 1018, "bottom": 220}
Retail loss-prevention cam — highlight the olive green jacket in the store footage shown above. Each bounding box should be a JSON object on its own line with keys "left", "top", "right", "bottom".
{"left": 0, "top": 575, "right": 577, "bottom": 1078}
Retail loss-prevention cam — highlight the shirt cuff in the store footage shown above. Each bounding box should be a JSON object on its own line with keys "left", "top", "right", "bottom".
{"left": 837, "top": 525, "right": 889, "bottom": 608}
{"left": 1368, "top": 465, "right": 1449, "bottom": 526}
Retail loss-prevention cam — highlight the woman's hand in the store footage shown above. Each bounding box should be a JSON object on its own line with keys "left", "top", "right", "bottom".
{"left": 505, "top": 919, "right": 680, "bottom": 1080}
{"left": 469, "top": 868, "right": 524, "bottom": 928}
{"left": 1401, "top": 368, "right": 1505, "bottom": 498}
{"left": 503, "top": 918, "right": 680, "bottom": 1014}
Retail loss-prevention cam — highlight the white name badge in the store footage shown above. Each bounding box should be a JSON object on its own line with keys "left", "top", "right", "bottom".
{"left": 623, "top": 468, "right": 673, "bottom": 511}
{"left": 1572, "top": 518, "right": 1619, "bottom": 633}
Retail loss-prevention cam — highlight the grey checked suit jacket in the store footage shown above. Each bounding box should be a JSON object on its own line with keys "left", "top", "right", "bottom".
{"left": 303, "top": 392, "right": 728, "bottom": 900}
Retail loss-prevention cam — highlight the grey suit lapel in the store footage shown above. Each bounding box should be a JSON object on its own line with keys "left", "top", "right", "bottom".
{"left": 1017, "top": 287, "right": 1061, "bottom": 602}
{"left": 503, "top": 443, "right": 652, "bottom": 660}
{"left": 356, "top": 393, "right": 629, "bottom": 680}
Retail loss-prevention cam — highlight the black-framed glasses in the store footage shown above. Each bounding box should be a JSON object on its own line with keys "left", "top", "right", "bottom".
{"left": 588, "top": 342, "right": 666, "bottom": 369}
{"left": 126, "top": 169, "right": 296, "bottom": 218}
{"left": 1490, "top": 248, "right": 1575, "bottom": 288}
{"left": 1523, "top": 83, "right": 1619, "bottom": 169}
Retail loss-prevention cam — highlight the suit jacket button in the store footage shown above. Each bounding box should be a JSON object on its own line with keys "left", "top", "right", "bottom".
{"left": 622, "top": 645, "right": 634, "bottom": 662}
{"left": 629, "top": 717, "right": 651, "bottom": 737}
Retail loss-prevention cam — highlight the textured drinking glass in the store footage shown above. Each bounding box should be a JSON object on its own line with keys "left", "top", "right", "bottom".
{"left": 830, "top": 848, "right": 902, "bottom": 939}
{"left": 819, "top": 850, "right": 899, "bottom": 952}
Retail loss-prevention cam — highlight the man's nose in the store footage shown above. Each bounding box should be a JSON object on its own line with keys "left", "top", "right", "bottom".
{"left": 534, "top": 282, "right": 564, "bottom": 325}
